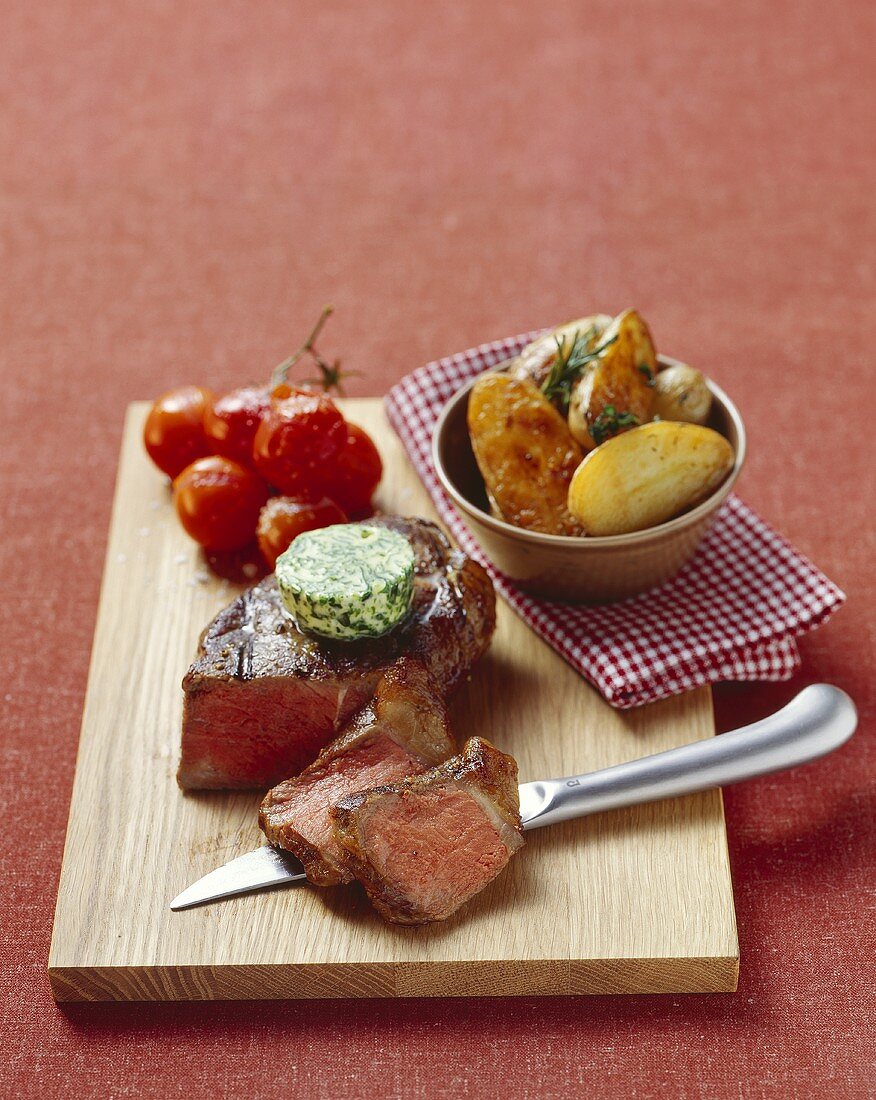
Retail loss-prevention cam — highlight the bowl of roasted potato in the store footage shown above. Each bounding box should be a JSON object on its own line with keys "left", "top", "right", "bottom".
{"left": 432, "top": 310, "right": 746, "bottom": 603}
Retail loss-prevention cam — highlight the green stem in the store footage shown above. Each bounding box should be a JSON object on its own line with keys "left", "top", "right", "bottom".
{"left": 270, "top": 305, "right": 335, "bottom": 388}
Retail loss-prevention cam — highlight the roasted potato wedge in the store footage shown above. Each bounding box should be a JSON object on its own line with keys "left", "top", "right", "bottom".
{"left": 510, "top": 314, "right": 613, "bottom": 389}
{"left": 468, "top": 373, "right": 584, "bottom": 536}
{"left": 652, "top": 363, "right": 712, "bottom": 425}
{"left": 567, "top": 421, "right": 734, "bottom": 536}
{"left": 567, "top": 309, "right": 657, "bottom": 450}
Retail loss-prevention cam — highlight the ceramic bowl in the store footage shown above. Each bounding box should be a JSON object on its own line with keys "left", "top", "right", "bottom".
{"left": 432, "top": 355, "right": 746, "bottom": 603}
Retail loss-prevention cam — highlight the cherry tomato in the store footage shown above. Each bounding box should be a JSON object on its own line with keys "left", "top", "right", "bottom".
{"left": 270, "top": 382, "right": 308, "bottom": 401}
{"left": 143, "top": 386, "right": 213, "bottom": 479}
{"left": 203, "top": 386, "right": 272, "bottom": 466}
{"left": 173, "top": 456, "right": 269, "bottom": 552}
{"left": 252, "top": 391, "right": 347, "bottom": 498}
{"left": 329, "top": 424, "right": 383, "bottom": 514}
{"left": 256, "top": 496, "right": 347, "bottom": 570}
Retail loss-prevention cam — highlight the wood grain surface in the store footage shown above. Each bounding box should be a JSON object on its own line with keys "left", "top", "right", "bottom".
{"left": 48, "top": 400, "right": 738, "bottom": 1002}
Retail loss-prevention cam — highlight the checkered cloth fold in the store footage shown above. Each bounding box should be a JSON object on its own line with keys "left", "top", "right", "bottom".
{"left": 384, "top": 332, "right": 845, "bottom": 708}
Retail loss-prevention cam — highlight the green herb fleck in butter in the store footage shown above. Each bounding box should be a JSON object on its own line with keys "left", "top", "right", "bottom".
{"left": 275, "top": 524, "right": 415, "bottom": 641}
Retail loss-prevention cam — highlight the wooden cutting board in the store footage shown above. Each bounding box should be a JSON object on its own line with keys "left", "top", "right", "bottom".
{"left": 49, "top": 400, "right": 738, "bottom": 1001}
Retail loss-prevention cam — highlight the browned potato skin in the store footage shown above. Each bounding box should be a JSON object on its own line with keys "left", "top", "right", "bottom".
{"left": 509, "top": 314, "right": 612, "bottom": 390}
{"left": 568, "top": 309, "right": 657, "bottom": 451}
{"left": 468, "top": 373, "right": 584, "bottom": 536}
{"left": 611, "top": 308, "right": 658, "bottom": 378}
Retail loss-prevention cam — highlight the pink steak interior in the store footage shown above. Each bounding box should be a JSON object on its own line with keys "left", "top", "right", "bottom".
{"left": 358, "top": 787, "right": 511, "bottom": 916}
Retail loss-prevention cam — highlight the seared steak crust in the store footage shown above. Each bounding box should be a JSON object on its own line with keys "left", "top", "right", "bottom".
{"left": 331, "top": 737, "right": 524, "bottom": 925}
{"left": 179, "top": 517, "right": 495, "bottom": 790}
{"left": 258, "top": 658, "right": 455, "bottom": 885}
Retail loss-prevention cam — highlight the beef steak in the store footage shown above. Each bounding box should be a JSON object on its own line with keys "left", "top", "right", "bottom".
{"left": 178, "top": 517, "right": 495, "bottom": 789}
{"left": 259, "top": 658, "right": 455, "bottom": 885}
{"left": 330, "top": 736, "right": 524, "bottom": 924}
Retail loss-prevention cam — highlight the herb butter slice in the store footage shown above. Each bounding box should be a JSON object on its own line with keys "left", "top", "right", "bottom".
{"left": 275, "top": 524, "right": 415, "bottom": 641}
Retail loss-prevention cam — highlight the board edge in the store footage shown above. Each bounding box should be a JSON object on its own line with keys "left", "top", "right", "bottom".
{"left": 49, "top": 952, "right": 739, "bottom": 1003}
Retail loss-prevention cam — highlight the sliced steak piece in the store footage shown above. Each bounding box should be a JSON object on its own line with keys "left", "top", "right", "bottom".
{"left": 178, "top": 517, "right": 495, "bottom": 790}
{"left": 258, "top": 658, "right": 455, "bottom": 886}
{"left": 331, "top": 737, "right": 524, "bottom": 925}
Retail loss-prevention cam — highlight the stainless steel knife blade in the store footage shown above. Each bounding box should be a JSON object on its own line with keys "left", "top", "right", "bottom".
{"left": 170, "top": 683, "right": 856, "bottom": 912}
{"left": 169, "top": 845, "right": 307, "bottom": 910}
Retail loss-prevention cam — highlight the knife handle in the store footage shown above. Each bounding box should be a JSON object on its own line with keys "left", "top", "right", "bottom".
{"left": 519, "top": 683, "right": 857, "bottom": 830}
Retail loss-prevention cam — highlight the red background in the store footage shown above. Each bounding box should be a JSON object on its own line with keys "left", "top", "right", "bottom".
{"left": 2, "top": 2, "right": 874, "bottom": 1096}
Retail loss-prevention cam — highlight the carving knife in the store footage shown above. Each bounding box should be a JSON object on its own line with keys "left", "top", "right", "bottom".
{"left": 170, "top": 682, "right": 856, "bottom": 911}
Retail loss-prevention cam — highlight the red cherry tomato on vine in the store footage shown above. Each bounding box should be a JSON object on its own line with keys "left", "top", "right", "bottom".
{"left": 256, "top": 496, "right": 348, "bottom": 570}
{"left": 270, "top": 382, "right": 308, "bottom": 401}
{"left": 173, "top": 456, "right": 269, "bottom": 551}
{"left": 143, "top": 386, "right": 213, "bottom": 479}
{"left": 203, "top": 386, "right": 272, "bottom": 466}
{"left": 252, "top": 391, "right": 347, "bottom": 498}
{"left": 329, "top": 424, "right": 383, "bottom": 514}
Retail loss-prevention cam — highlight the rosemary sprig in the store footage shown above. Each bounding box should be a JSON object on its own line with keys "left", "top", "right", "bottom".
{"left": 590, "top": 404, "right": 639, "bottom": 446}
{"left": 540, "top": 328, "right": 617, "bottom": 412}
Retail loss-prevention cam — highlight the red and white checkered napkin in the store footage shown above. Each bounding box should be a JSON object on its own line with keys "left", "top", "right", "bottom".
{"left": 385, "top": 331, "right": 846, "bottom": 709}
